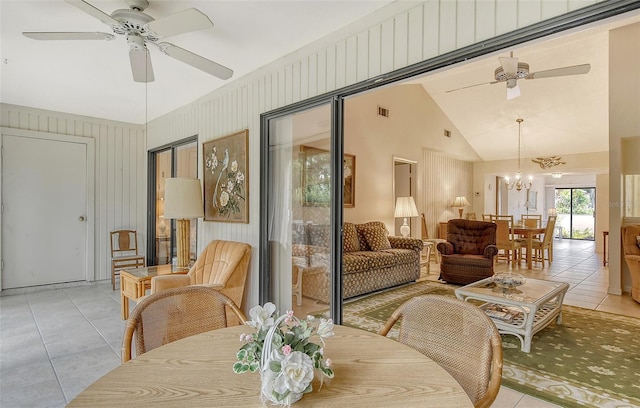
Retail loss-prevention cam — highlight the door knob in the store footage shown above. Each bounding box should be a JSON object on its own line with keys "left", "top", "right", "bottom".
{"left": 79, "top": 216, "right": 86, "bottom": 221}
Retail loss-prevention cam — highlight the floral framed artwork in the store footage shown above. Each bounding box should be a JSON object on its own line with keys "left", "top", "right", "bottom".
{"left": 300, "top": 145, "right": 355, "bottom": 207}
{"left": 203, "top": 130, "right": 249, "bottom": 223}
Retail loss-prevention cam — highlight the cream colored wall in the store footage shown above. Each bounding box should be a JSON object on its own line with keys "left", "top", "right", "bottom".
{"left": 145, "top": 0, "right": 608, "bottom": 310}
{"left": 0, "top": 103, "right": 146, "bottom": 281}
{"left": 343, "top": 84, "right": 480, "bottom": 233}
{"left": 610, "top": 22, "right": 640, "bottom": 295}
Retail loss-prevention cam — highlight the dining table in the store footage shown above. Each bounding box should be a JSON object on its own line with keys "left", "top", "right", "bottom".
{"left": 513, "top": 225, "right": 547, "bottom": 269}
{"left": 67, "top": 324, "right": 473, "bottom": 407}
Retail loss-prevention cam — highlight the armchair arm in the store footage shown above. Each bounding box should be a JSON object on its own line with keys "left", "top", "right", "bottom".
{"left": 388, "top": 237, "right": 424, "bottom": 252}
{"left": 484, "top": 245, "right": 499, "bottom": 259}
{"left": 150, "top": 274, "right": 190, "bottom": 294}
{"left": 437, "top": 242, "right": 454, "bottom": 255}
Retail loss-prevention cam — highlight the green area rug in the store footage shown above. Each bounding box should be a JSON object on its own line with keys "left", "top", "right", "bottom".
{"left": 342, "top": 280, "right": 640, "bottom": 408}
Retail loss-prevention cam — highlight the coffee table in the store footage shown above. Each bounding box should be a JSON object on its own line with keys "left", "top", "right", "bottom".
{"left": 120, "top": 264, "right": 189, "bottom": 319}
{"left": 454, "top": 277, "right": 569, "bottom": 352}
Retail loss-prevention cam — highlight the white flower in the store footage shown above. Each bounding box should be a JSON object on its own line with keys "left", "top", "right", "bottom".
{"left": 317, "top": 318, "right": 334, "bottom": 338}
{"left": 231, "top": 160, "right": 238, "bottom": 172}
{"left": 273, "top": 351, "right": 314, "bottom": 394}
{"left": 247, "top": 302, "right": 277, "bottom": 330}
{"left": 219, "top": 191, "right": 229, "bottom": 207}
{"left": 227, "top": 179, "right": 235, "bottom": 193}
{"left": 236, "top": 172, "right": 245, "bottom": 183}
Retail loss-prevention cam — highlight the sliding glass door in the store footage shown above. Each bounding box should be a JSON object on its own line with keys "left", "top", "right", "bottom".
{"left": 261, "top": 99, "right": 344, "bottom": 322}
{"left": 555, "top": 188, "right": 595, "bottom": 240}
{"left": 147, "top": 137, "right": 198, "bottom": 265}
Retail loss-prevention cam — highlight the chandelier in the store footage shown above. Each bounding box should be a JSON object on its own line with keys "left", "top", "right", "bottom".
{"left": 505, "top": 118, "right": 532, "bottom": 191}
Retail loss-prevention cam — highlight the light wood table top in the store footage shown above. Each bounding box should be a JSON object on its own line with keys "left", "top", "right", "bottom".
{"left": 68, "top": 325, "right": 472, "bottom": 407}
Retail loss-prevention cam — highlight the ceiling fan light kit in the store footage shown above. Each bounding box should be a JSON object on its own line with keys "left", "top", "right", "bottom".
{"left": 22, "top": 0, "right": 233, "bottom": 83}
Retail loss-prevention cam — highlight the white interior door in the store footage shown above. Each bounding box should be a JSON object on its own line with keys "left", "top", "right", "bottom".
{"left": 2, "top": 134, "right": 88, "bottom": 289}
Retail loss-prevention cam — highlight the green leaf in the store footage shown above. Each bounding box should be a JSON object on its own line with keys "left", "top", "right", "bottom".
{"left": 232, "top": 362, "right": 247, "bottom": 374}
{"left": 236, "top": 349, "right": 247, "bottom": 360}
{"left": 249, "top": 361, "right": 259, "bottom": 372}
{"left": 269, "top": 361, "right": 282, "bottom": 373}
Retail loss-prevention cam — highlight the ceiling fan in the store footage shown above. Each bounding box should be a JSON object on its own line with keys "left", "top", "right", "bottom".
{"left": 22, "top": 0, "right": 233, "bottom": 83}
{"left": 446, "top": 52, "right": 590, "bottom": 100}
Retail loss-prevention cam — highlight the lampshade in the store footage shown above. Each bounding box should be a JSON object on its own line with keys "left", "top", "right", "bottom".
{"left": 394, "top": 197, "right": 419, "bottom": 218}
{"left": 548, "top": 208, "right": 557, "bottom": 216}
{"left": 164, "top": 178, "right": 204, "bottom": 219}
{"left": 450, "top": 196, "right": 471, "bottom": 208}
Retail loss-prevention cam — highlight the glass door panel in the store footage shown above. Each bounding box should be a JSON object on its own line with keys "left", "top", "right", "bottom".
{"left": 266, "top": 104, "right": 333, "bottom": 318}
{"left": 148, "top": 137, "right": 198, "bottom": 265}
{"left": 555, "top": 187, "right": 595, "bottom": 240}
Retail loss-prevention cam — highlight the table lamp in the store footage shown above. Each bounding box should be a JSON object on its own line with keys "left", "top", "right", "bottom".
{"left": 451, "top": 196, "right": 471, "bottom": 219}
{"left": 163, "top": 178, "right": 204, "bottom": 268}
{"left": 394, "top": 196, "right": 419, "bottom": 237}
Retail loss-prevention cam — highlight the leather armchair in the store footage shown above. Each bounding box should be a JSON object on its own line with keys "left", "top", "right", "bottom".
{"left": 622, "top": 225, "right": 640, "bottom": 303}
{"left": 437, "top": 219, "right": 498, "bottom": 285}
{"left": 150, "top": 240, "right": 252, "bottom": 324}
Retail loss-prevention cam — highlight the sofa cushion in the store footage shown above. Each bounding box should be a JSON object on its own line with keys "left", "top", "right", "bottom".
{"left": 343, "top": 222, "right": 360, "bottom": 252}
{"left": 360, "top": 226, "right": 392, "bottom": 251}
{"left": 355, "top": 221, "right": 388, "bottom": 250}
{"left": 343, "top": 253, "right": 373, "bottom": 274}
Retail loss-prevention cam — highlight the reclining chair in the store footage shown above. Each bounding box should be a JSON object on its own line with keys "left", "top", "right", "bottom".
{"left": 436, "top": 219, "right": 498, "bottom": 285}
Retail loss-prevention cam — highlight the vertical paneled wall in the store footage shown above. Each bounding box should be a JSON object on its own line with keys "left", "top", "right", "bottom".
{"left": 147, "top": 0, "right": 601, "bottom": 307}
{"left": 421, "top": 150, "right": 474, "bottom": 239}
{"left": 1, "top": 103, "right": 146, "bottom": 281}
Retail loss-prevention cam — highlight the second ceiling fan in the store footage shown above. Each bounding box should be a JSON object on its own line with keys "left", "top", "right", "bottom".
{"left": 447, "top": 52, "right": 590, "bottom": 100}
{"left": 23, "top": 0, "right": 233, "bottom": 83}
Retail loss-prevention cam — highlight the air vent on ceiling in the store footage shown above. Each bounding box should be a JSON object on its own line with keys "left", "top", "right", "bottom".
{"left": 377, "top": 106, "right": 389, "bottom": 118}
{"left": 444, "top": 129, "right": 451, "bottom": 138}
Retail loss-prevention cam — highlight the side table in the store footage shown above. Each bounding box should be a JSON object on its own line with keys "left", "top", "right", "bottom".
{"left": 120, "top": 264, "right": 189, "bottom": 320}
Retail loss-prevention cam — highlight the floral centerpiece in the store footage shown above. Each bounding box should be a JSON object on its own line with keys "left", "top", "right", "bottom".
{"left": 233, "top": 302, "right": 335, "bottom": 406}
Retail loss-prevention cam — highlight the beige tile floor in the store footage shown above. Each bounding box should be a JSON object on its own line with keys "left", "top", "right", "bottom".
{"left": 0, "top": 239, "right": 638, "bottom": 407}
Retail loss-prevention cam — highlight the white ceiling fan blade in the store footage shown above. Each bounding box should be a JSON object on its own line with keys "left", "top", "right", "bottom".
{"left": 23, "top": 32, "right": 115, "bottom": 41}
{"left": 526, "top": 63, "right": 591, "bottom": 79}
{"left": 499, "top": 56, "right": 519, "bottom": 75}
{"left": 65, "top": 0, "right": 119, "bottom": 26}
{"left": 158, "top": 42, "right": 232, "bottom": 80}
{"left": 446, "top": 80, "right": 500, "bottom": 93}
{"left": 506, "top": 83, "right": 521, "bottom": 100}
{"left": 145, "top": 9, "right": 213, "bottom": 38}
{"left": 129, "top": 48, "right": 155, "bottom": 83}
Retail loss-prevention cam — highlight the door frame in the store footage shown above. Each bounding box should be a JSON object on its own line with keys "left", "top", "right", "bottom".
{"left": 0, "top": 127, "right": 96, "bottom": 289}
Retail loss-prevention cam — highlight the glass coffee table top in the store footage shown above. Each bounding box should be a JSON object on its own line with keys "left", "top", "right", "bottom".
{"left": 123, "top": 264, "right": 189, "bottom": 279}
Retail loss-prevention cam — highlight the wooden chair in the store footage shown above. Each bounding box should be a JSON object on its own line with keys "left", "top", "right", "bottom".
{"left": 379, "top": 295, "right": 502, "bottom": 408}
{"left": 121, "top": 286, "right": 246, "bottom": 363}
{"left": 110, "top": 230, "right": 145, "bottom": 291}
{"left": 493, "top": 218, "right": 521, "bottom": 264}
{"left": 521, "top": 214, "right": 542, "bottom": 228}
{"left": 150, "top": 239, "right": 251, "bottom": 325}
{"left": 482, "top": 214, "right": 492, "bottom": 221}
{"left": 466, "top": 212, "right": 477, "bottom": 220}
{"left": 529, "top": 215, "right": 557, "bottom": 267}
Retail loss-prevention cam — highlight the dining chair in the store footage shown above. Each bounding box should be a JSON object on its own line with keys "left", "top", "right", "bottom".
{"left": 494, "top": 219, "right": 521, "bottom": 264}
{"left": 529, "top": 215, "right": 557, "bottom": 267}
{"left": 121, "top": 286, "right": 246, "bottom": 363}
{"left": 379, "top": 295, "right": 503, "bottom": 408}
{"left": 521, "top": 214, "right": 542, "bottom": 228}
{"left": 482, "top": 214, "right": 492, "bottom": 221}
{"left": 110, "top": 230, "right": 146, "bottom": 291}
{"left": 466, "top": 212, "right": 477, "bottom": 220}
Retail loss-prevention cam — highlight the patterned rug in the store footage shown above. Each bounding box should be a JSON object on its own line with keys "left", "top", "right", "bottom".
{"left": 342, "top": 280, "right": 640, "bottom": 408}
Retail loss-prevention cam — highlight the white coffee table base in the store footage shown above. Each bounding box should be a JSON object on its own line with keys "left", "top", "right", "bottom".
{"left": 455, "top": 277, "right": 569, "bottom": 353}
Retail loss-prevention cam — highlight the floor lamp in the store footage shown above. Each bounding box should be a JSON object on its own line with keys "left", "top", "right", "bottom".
{"left": 163, "top": 178, "right": 204, "bottom": 268}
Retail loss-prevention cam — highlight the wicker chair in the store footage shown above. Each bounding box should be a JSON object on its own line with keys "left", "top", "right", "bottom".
{"left": 121, "top": 286, "right": 246, "bottom": 363}
{"left": 436, "top": 219, "right": 498, "bottom": 285}
{"left": 622, "top": 224, "right": 640, "bottom": 303}
{"left": 150, "top": 239, "right": 251, "bottom": 325}
{"left": 378, "top": 295, "right": 503, "bottom": 408}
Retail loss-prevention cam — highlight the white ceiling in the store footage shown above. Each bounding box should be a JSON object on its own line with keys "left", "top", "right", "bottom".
{"left": 1, "top": 1, "right": 638, "bottom": 165}
{"left": 0, "top": 0, "right": 393, "bottom": 124}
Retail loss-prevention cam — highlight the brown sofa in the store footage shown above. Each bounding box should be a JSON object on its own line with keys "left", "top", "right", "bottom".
{"left": 622, "top": 224, "right": 640, "bottom": 303}
{"left": 293, "top": 221, "right": 423, "bottom": 303}
{"left": 437, "top": 219, "right": 498, "bottom": 285}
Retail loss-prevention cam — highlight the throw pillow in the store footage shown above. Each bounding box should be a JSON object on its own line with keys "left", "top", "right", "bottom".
{"left": 343, "top": 222, "right": 360, "bottom": 252}
{"left": 361, "top": 226, "right": 392, "bottom": 251}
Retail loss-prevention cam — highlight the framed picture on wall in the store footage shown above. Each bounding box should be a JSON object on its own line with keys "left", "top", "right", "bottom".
{"left": 203, "top": 130, "right": 249, "bottom": 223}
{"left": 527, "top": 190, "right": 538, "bottom": 211}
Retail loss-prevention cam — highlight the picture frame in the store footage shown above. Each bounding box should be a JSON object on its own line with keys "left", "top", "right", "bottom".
{"left": 300, "top": 146, "right": 355, "bottom": 207}
{"left": 527, "top": 190, "right": 538, "bottom": 211}
{"left": 202, "top": 130, "right": 249, "bottom": 223}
